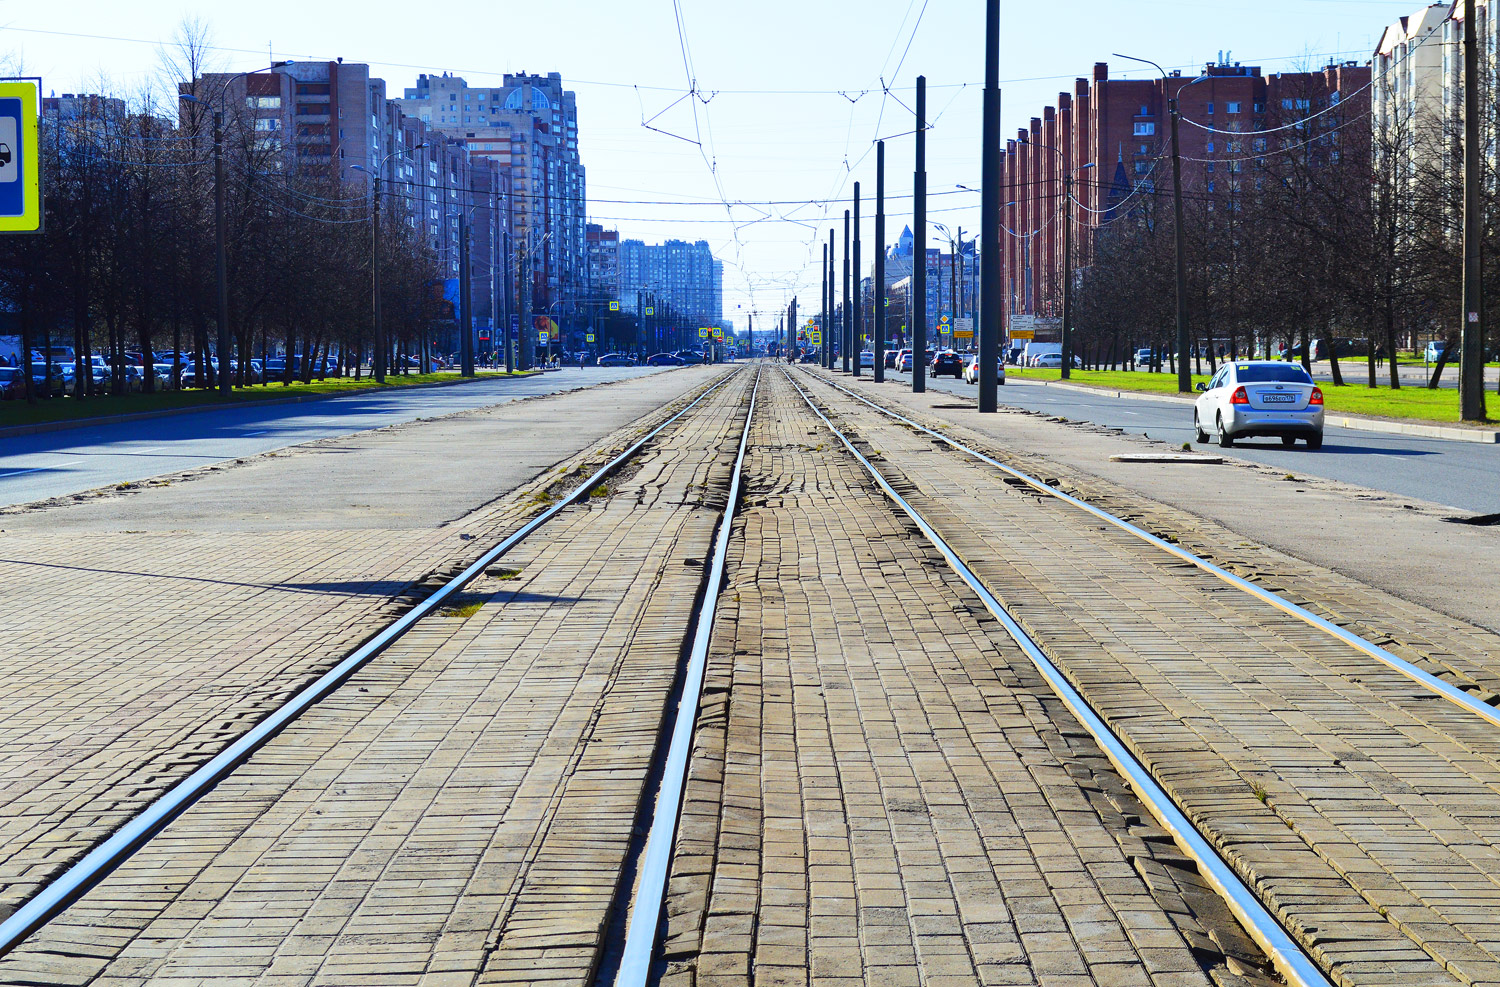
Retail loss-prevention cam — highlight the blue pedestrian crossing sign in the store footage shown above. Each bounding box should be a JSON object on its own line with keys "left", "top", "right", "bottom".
{"left": 0, "top": 81, "right": 41, "bottom": 233}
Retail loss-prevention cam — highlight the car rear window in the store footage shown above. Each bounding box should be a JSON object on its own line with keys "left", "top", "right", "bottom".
{"left": 1236, "top": 364, "right": 1313, "bottom": 384}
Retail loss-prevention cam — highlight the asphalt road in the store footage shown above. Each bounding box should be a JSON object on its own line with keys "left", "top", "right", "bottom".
{"left": 879, "top": 369, "right": 1500, "bottom": 514}
{"left": 0, "top": 367, "right": 672, "bottom": 507}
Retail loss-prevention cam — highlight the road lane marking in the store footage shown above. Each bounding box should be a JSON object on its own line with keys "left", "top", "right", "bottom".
{"left": 0, "top": 460, "right": 83, "bottom": 478}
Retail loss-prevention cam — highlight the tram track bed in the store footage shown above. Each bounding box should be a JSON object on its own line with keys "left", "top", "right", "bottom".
{"left": 785, "top": 367, "right": 1500, "bottom": 986}
{"left": 0, "top": 370, "right": 755, "bottom": 982}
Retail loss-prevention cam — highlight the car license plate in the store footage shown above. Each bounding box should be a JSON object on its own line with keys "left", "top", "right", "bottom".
{"left": 1260, "top": 392, "right": 1296, "bottom": 404}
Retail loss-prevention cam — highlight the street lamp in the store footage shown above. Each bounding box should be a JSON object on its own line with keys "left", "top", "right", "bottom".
{"left": 351, "top": 143, "right": 427, "bottom": 383}
{"left": 179, "top": 66, "right": 279, "bottom": 393}
{"left": 1113, "top": 54, "right": 1210, "bottom": 392}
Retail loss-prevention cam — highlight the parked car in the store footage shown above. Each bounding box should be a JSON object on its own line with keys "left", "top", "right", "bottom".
{"left": 596, "top": 353, "right": 631, "bottom": 367}
{"left": 0, "top": 366, "right": 24, "bottom": 399}
{"left": 646, "top": 352, "right": 684, "bottom": 366}
{"left": 963, "top": 355, "right": 1006, "bottom": 385}
{"left": 1193, "top": 361, "right": 1323, "bottom": 449}
{"left": 931, "top": 351, "right": 965, "bottom": 378}
{"left": 1134, "top": 347, "right": 1155, "bottom": 365}
{"left": 1424, "top": 340, "right": 1453, "bottom": 363}
{"left": 1034, "top": 352, "right": 1064, "bottom": 369}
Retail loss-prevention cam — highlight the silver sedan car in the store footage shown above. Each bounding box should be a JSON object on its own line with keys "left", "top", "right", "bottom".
{"left": 1193, "top": 361, "right": 1324, "bottom": 449}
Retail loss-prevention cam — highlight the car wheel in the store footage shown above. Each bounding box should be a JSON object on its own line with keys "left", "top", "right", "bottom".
{"left": 1306, "top": 433, "right": 1323, "bottom": 450}
{"left": 1280, "top": 435, "right": 1297, "bottom": 448}
{"left": 1193, "top": 413, "right": 1209, "bottom": 444}
{"left": 1216, "top": 415, "right": 1234, "bottom": 448}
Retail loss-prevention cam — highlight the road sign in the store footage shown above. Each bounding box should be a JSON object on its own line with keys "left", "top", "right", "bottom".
{"left": 954, "top": 317, "right": 974, "bottom": 335}
{"left": 645, "top": 307, "right": 654, "bottom": 316}
{"left": 0, "top": 81, "right": 41, "bottom": 233}
{"left": 608, "top": 301, "right": 620, "bottom": 312}
{"left": 586, "top": 333, "right": 596, "bottom": 343}
{"left": 953, "top": 330, "right": 974, "bottom": 339}
{"left": 538, "top": 331, "right": 549, "bottom": 345}
{"left": 940, "top": 312, "right": 951, "bottom": 325}
{"left": 811, "top": 332, "right": 821, "bottom": 344}
{"left": 1010, "top": 329, "right": 1035, "bottom": 340}
{"left": 699, "top": 327, "right": 709, "bottom": 338}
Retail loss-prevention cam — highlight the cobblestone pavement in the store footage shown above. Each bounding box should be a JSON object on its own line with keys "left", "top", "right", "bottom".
{"left": 797, "top": 367, "right": 1500, "bottom": 986}
{"left": 661, "top": 369, "right": 1277, "bottom": 987}
{"left": 0, "top": 370, "right": 756, "bottom": 985}
{"left": 0, "top": 369, "right": 724, "bottom": 921}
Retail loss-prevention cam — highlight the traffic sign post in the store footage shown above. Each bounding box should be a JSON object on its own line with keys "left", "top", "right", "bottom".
{"left": 586, "top": 333, "right": 596, "bottom": 343}
{"left": 609, "top": 301, "right": 620, "bottom": 312}
{"left": 0, "top": 80, "right": 42, "bottom": 234}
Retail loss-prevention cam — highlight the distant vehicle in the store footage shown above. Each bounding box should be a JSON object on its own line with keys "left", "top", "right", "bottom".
{"left": 884, "top": 349, "right": 899, "bottom": 369}
{"left": 859, "top": 350, "right": 875, "bottom": 369}
{"left": 645, "top": 352, "right": 683, "bottom": 366}
{"left": 798, "top": 351, "right": 818, "bottom": 363}
{"left": 1034, "top": 352, "right": 1064, "bottom": 369}
{"left": 1424, "top": 340, "right": 1452, "bottom": 363}
{"left": 674, "top": 350, "right": 706, "bottom": 364}
{"left": 596, "top": 353, "right": 631, "bottom": 367}
{"left": 1194, "top": 360, "right": 1323, "bottom": 449}
{"left": 1134, "top": 347, "right": 1155, "bottom": 366}
{"left": 930, "top": 351, "right": 965, "bottom": 378}
{"left": 963, "top": 354, "right": 1006, "bottom": 385}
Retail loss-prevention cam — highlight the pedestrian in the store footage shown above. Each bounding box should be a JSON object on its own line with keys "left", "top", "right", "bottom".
{"left": 1375, "top": 345, "right": 1386, "bottom": 369}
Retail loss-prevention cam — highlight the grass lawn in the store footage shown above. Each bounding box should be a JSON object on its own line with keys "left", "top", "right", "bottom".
{"left": 1008, "top": 367, "right": 1494, "bottom": 424}
{"left": 0, "top": 370, "right": 536, "bottom": 429}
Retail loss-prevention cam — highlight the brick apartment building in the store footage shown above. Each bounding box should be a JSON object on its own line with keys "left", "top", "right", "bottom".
{"left": 1000, "top": 59, "right": 1370, "bottom": 329}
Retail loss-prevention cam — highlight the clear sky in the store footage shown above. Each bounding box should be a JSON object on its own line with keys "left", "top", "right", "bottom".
{"left": 5, "top": 0, "right": 1422, "bottom": 332}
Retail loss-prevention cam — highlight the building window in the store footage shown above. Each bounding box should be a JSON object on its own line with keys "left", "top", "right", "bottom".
{"left": 1252, "top": 137, "right": 1267, "bottom": 152}
{"left": 1205, "top": 102, "right": 1214, "bottom": 115}
{"left": 1133, "top": 121, "right": 1156, "bottom": 136}
{"left": 1226, "top": 101, "right": 1241, "bottom": 114}
{"left": 254, "top": 118, "right": 280, "bottom": 131}
{"left": 1205, "top": 141, "right": 1215, "bottom": 153}
{"left": 1207, "top": 181, "right": 1215, "bottom": 193}
{"left": 1205, "top": 162, "right": 1214, "bottom": 172}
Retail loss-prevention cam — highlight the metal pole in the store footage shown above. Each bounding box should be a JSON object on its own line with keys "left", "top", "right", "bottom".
{"left": 1460, "top": 0, "right": 1488, "bottom": 420}
{"left": 213, "top": 110, "right": 231, "bottom": 393}
{"left": 821, "top": 243, "right": 829, "bottom": 367}
{"left": 832, "top": 228, "right": 840, "bottom": 370}
{"left": 846, "top": 208, "right": 856, "bottom": 377}
{"left": 914, "top": 79, "right": 927, "bottom": 392}
{"left": 1062, "top": 172, "right": 1074, "bottom": 380}
{"left": 979, "top": 0, "right": 1002, "bottom": 412}
{"left": 371, "top": 174, "right": 385, "bottom": 383}
{"left": 852, "top": 183, "right": 862, "bottom": 374}
{"left": 789, "top": 297, "right": 797, "bottom": 362}
{"left": 519, "top": 240, "right": 531, "bottom": 372}
{"left": 1169, "top": 91, "right": 1190, "bottom": 393}
{"left": 460, "top": 214, "right": 474, "bottom": 377}
{"left": 876, "top": 142, "right": 889, "bottom": 385}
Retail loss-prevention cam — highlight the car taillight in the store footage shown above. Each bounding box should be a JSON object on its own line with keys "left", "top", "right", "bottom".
{"left": 1230, "top": 386, "right": 1249, "bottom": 405}
{"left": 1309, "top": 387, "right": 1324, "bottom": 405}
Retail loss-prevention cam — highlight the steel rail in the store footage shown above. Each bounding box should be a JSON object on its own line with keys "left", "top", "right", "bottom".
{"left": 613, "top": 367, "right": 761, "bottom": 987}
{"left": 800, "top": 369, "right": 1500, "bottom": 732}
{"left": 0, "top": 368, "right": 745, "bottom": 959}
{"left": 783, "top": 368, "right": 1332, "bottom": 987}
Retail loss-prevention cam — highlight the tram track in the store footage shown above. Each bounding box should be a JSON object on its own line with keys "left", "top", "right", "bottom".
{"left": 0, "top": 367, "right": 750, "bottom": 963}
{"left": 779, "top": 366, "right": 1335, "bottom": 987}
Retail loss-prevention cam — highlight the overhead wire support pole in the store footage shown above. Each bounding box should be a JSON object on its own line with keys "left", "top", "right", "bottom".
{"left": 821, "top": 242, "right": 829, "bottom": 367}
{"left": 460, "top": 213, "right": 474, "bottom": 377}
{"left": 1061, "top": 172, "right": 1074, "bottom": 380}
{"left": 213, "top": 109, "right": 230, "bottom": 393}
{"left": 852, "top": 183, "right": 862, "bottom": 375}
{"left": 845, "top": 208, "right": 856, "bottom": 377}
{"left": 371, "top": 172, "right": 385, "bottom": 383}
{"left": 914, "top": 78, "right": 927, "bottom": 394}
{"left": 1460, "top": 0, "right": 1487, "bottom": 421}
{"left": 978, "top": 0, "right": 1002, "bottom": 412}
{"left": 875, "top": 140, "right": 887, "bottom": 384}
{"left": 830, "top": 227, "right": 838, "bottom": 370}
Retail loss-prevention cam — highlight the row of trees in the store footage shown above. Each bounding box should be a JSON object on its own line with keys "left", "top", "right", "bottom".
{"left": 1071, "top": 67, "right": 1499, "bottom": 398}
{"left": 0, "top": 27, "right": 447, "bottom": 405}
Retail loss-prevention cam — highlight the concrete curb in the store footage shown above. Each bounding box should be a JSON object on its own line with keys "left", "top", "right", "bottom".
{"left": 1009, "top": 376, "right": 1500, "bottom": 444}
{"left": 0, "top": 372, "right": 540, "bottom": 440}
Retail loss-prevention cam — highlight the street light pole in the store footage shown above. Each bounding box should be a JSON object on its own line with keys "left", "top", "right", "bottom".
{"left": 875, "top": 140, "right": 887, "bottom": 385}
{"left": 1460, "top": 0, "right": 1487, "bottom": 421}
{"left": 845, "top": 208, "right": 856, "bottom": 378}
{"left": 1115, "top": 53, "right": 1194, "bottom": 392}
{"left": 913, "top": 77, "right": 926, "bottom": 393}
{"left": 852, "top": 184, "right": 862, "bottom": 375}
{"left": 371, "top": 173, "right": 385, "bottom": 382}
{"left": 978, "top": 0, "right": 1002, "bottom": 412}
{"left": 459, "top": 212, "right": 474, "bottom": 377}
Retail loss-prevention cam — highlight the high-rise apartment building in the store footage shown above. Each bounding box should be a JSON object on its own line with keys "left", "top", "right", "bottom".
{"left": 617, "top": 238, "right": 723, "bottom": 327}
{"left": 586, "top": 224, "right": 620, "bottom": 297}
{"left": 398, "top": 72, "right": 586, "bottom": 333}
